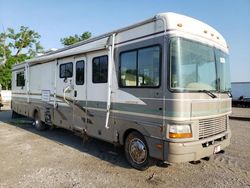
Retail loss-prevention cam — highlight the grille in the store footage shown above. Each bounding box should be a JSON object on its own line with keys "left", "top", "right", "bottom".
{"left": 199, "top": 116, "right": 227, "bottom": 139}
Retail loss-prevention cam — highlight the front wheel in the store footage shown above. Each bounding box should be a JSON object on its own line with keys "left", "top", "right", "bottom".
{"left": 125, "top": 131, "right": 150, "bottom": 171}
{"left": 33, "top": 111, "right": 47, "bottom": 131}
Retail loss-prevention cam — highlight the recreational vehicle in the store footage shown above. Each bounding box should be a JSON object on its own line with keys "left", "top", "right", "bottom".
{"left": 11, "top": 12, "right": 231, "bottom": 170}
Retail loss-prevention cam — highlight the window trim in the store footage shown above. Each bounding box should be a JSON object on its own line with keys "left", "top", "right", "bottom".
{"left": 75, "top": 60, "right": 85, "bottom": 85}
{"left": 92, "top": 55, "right": 108, "bottom": 84}
{"left": 59, "top": 62, "right": 73, "bottom": 78}
{"left": 119, "top": 44, "right": 162, "bottom": 88}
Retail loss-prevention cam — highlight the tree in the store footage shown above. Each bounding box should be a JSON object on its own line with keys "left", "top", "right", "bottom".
{"left": 0, "top": 26, "right": 43, "bottom": 89}
{"left": 7, "top": 26, "right": 43, "bottom": 57}
{"left": 0, "top": 31, "right": 11, "bottom": 65}
{"left": 60, "top": 31, "right": 91, "bottom": 46}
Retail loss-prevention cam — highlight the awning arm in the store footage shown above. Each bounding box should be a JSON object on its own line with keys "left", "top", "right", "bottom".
{"left": 105, "top": 33, "right": 116, "bottom": 129}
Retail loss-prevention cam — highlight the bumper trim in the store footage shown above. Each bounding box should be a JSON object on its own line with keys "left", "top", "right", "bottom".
{"left": 164, "top": 131, "right": 231, "bottom": 163}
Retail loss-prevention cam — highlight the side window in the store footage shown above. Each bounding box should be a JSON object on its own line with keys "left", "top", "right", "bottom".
{"left": 76, "top": 60, "right": 85, "bottom": 85}
{"left": 92, "top": 55, "right": 108, "bottom": 83}
{"left": 120, "top": 51, "right": 137, "bottom": 86}
{"left": 120, "top": 45, "right": 160, "bottom": 87}
{"left": 60, "top": 62, "right": 73, "bottom": 78}
{"left": 16, "top": 71, "right": 25, "bottom": 87}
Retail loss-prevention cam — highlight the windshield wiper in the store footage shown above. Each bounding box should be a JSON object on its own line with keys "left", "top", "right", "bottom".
{"left": 225, "top": 91, "right": 232, "bottom": 98}
{"left": 198, "top": 90, "right": 217, "bottom": 98}
{"left": 218, "top": 89, "right": 232, "bottom": 98}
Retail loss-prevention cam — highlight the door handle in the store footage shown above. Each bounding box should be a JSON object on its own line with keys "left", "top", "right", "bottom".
{"left": 63, "top": 85, "right": 71, "bottom": 104}
{"left": 74, "top": 90, "right": 77, "bottom": 97}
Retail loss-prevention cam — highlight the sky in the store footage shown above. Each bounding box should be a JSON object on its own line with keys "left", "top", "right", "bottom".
{"left": 0, "top": 0, "right": 249, "bottom": 82}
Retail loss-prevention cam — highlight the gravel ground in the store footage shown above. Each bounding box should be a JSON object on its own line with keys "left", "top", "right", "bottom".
{"left": 0, "top": 108, "right": 250, "bottom": 188}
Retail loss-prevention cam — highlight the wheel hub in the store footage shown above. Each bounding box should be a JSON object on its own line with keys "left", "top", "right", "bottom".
{"left": 129, "top": 138, "right": 147, "bottom": 164}
{"left": 33, "top": 118, "right": 40, "bottom": 128}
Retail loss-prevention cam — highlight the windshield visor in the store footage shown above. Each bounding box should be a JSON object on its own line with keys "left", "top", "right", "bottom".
{"left": 169, "top": 37, "right": 231, "bottom": 92}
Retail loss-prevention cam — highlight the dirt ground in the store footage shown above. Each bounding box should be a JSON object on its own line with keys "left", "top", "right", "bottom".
{"left": 0, "top": 108, "right": 250, "bottom": 188}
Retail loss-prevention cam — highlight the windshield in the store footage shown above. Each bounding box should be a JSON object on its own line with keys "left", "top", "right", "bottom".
{"left": 170, "top": 37, "right": 231, "bottom": 92}
{"left": 215, "top": 49, "right": 231, "bottom": 92}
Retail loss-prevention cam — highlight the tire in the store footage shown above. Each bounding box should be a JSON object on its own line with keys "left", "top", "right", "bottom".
{"left": 125, "top": 131, "right": 150, "bottom": 171}
{"left": 33, "top": 111, "right": 47, "bottom": 131}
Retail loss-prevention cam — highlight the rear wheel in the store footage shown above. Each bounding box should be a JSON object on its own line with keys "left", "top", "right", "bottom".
{"left": 33, "top": 111, "right": 47, "bottom": 131}
{"left": 125, "top": 131, "right": 150, "bottom": 171}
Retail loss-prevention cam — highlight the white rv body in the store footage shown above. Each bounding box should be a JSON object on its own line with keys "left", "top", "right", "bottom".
{"left": 12, "top": 12, "right": 231, "bottom": 169}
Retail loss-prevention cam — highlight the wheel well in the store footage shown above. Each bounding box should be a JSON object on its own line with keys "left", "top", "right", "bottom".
{"left": 123, "top": 129, "right": 143, "bottom": 145}
{"left": 33, "top": 109, "right": 38, "bottom": 118}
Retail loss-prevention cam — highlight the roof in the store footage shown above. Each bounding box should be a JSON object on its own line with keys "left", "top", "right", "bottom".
{"left": 13, "top": 12, "right": 228, "bottom": 68}
{"left": 157, "top": 12, "right": 227, "bottom": 48}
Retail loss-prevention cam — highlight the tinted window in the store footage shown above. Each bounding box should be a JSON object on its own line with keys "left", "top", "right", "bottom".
{"left": 120, "top": 51, "right": 137, "bottom": 86}
{"left": 76, "top": 60, "right": 84, "bottom": 85}
{"left": 138, "top": 46, "right": 160, "bottom": 87}
{"left": 16, "top": 71, "right": 25, "bottom": 87}
{"left": 120, "top": 46, "right": 160, "bottom": 87}
{"left": 92, "top": 55, "right": 108, "bottom": 83}
{"left": 60, "top": 62, "right": 73, "bottom": 78}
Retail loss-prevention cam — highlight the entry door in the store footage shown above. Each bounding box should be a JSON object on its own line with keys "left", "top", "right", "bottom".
{"left": 73, "top": 56, "right": 87, "bottom": 131}
{"left": 55, "top": 57, "right": 74, "bottom": 129}
{"left": 86, "top": 53, "right": 114, "bottom": 142}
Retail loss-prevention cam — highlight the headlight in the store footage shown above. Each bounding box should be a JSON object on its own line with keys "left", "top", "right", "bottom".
{"left": 169, "top": 124, "right": 192, "bottom": 138}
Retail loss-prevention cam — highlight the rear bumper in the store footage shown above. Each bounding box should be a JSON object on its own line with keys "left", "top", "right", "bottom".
{"left": 164, "top": 130, "right": 231, "bottom": 163}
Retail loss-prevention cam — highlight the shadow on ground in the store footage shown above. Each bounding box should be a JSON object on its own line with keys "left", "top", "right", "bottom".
{"left": 0, "top": 110, "right": 131, "bottom": 169}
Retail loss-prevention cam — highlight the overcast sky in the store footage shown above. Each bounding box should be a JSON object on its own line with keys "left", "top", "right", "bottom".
{"left": 0, "top": 0, "right": 249, "bottom": 82}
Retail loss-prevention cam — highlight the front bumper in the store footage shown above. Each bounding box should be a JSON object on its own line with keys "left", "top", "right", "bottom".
{"left": 164, "top": 130, "right": 231, "bottom": 163}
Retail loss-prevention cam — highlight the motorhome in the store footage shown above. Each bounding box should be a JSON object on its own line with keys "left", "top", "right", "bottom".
{"left": 11, "top": 12, "right": 231, "bottom": 170}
